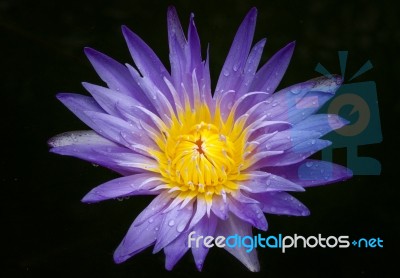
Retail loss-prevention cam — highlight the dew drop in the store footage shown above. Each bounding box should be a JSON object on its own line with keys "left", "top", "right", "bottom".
{"left": 301, "top": 210, "right": 309, "bottom": 216}
{"left": 306, "top": 161, "right": 313, "bottom": 167}
{"left": 233, "top": 64, "right": 239, "bottom": 72}
{"left": 223, "top": 70, "right": 229, "bottom": 77}
{"left": 148, "top": 218, "right": 154, "bottom": 223}
{"left": 168, "top": 220, "right": 175, "bottom": 227}
{"left": 311, "top": 139, "right": 316, "bottom": 145}
{"left": 176, "top": 223, "right": 186, "bottom": 233}
{"left": 272, "top": 102, "right": 278, "bottom": 107}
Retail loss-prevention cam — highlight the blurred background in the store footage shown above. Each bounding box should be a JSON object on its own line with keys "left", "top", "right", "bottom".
{"left": 1, "top": 0, "right": 397, "bottom": 277}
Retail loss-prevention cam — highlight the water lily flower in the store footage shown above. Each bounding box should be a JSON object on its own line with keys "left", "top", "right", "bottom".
{"left": 49, "top": 6, "right": 352, "bottom": 272}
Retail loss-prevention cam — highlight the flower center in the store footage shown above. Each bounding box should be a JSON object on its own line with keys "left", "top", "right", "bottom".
{"left": 168, "top": 121, "right": 235, "bottom": 194}
{"left": 150, "top": 102, "right": 252, "bottom": 203}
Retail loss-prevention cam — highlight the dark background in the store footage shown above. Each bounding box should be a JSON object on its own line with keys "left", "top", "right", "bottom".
{"left": 2, "top": 0, "right": 398, "bottom": 277}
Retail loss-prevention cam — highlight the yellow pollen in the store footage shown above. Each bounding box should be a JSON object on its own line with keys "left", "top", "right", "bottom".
{"left": 150, "top": 102, "right": 251, "bottom": 203}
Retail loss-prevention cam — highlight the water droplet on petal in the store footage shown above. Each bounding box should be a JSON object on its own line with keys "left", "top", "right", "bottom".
{"left": 223, "top": 70, "right": 229, "bottom": 77}
{"left": 148, "top": 218, "right": 154, "bottom": 223}
{"left": 168, "top": 220, "right": 175, "bottom": 227}
{"left": 306, "top": 161, "right": 313, "bottom": 167}
{"left": 176, "top": 223, "right": 186, "bottom": 232}
{"left": 233, "top": 64, "right": 239, "bottom": 72}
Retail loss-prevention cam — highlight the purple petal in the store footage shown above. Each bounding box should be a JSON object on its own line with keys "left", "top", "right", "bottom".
{"left": 248, "top": 121, "right": 292, "bottom": 141}
{"left": 83, "top": 111, "right": 156, "bottom": 150}
{"left": 56, "top": 93, "right": 105, "bottom": 130}
{"left": 215, "top": 8, "right": 257, "bottom": 98}
{"left": 82, "top": 82, "right": 148, "bottom": 120}
{"left": 191, "top": 214, "right": 218, "bottom": 271}
{"left": 153, "top": 203, "right": 194, "bottom": 253}
{"left": 84, "top": 48, "right": 153, "bottom": 111}
{"left": 114, "top": 212, "right": 163, "bottom": 263}
{"left": 188, "top": 197, "right": 207, "bottom": 229}
{"left": 250, "top": 76, "right": 342, "bottom": 125}
{"left": 228, "top": 193, "right": 267, "bottom": 231}
{"left": 250, "top": 41, "right": 295, "bottom": 93}
{"left": 271, "top": 76, "right": 342, "bottom": 124}
{"left": 253, "top": 139, "right": 332, "bottom": 168}
{"left": 133, "top": 192, "right": 175, "bottom": 226}
{"left": 126, "top": 69, "right": 177, "bottom": 123}
{"left": 50, "top": 141, "right": 157, "bottom": 175}
{"left": 201, "top": 47, "right": 213, "bottom": 111}
{"left": 235, "top": 39, "right": 267, "bottom": 116}
{"left": 187, "top": 13, "right": 202, "bottom": 71}
{"left": 236, "top": 42, "right": 295, "bottom": 116}
{"left": 266, "top": 159, "right": 353, "bottom": 187}
{"left": 121, "top": 26, "right": 173, "bottom": 103}
{"left": 292, "top": 114, "right": 349, "bottom": 136}
{"left": 216, "top": 214, "right": 260, "bottom": 272}
{"left": 167, "top": 7, "right": 188, "bottom": 99}
{"left": 250, "top": 191, "right": 310, "bottom": 216}
{"left": 259, "top": 130, "right": 322, "bottom": 152}
{"left": 240, "top": 171, "right": 304, "bottom": 193}
{"left": 81, "top": 173, "right": 163, "bottom": 203}
{"left": 211, "top": 195, "right": 229, "bottom": 220}
{"left": 164, "top": 230, "right": 190, "bottom": 270}
{"left": 48, "top": 130, "right": 116, "bottom": 148}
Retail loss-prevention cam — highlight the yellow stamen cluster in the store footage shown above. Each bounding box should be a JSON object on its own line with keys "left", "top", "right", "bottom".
{"left": 147, "top": 92, "right": 254, "bottom": 205}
